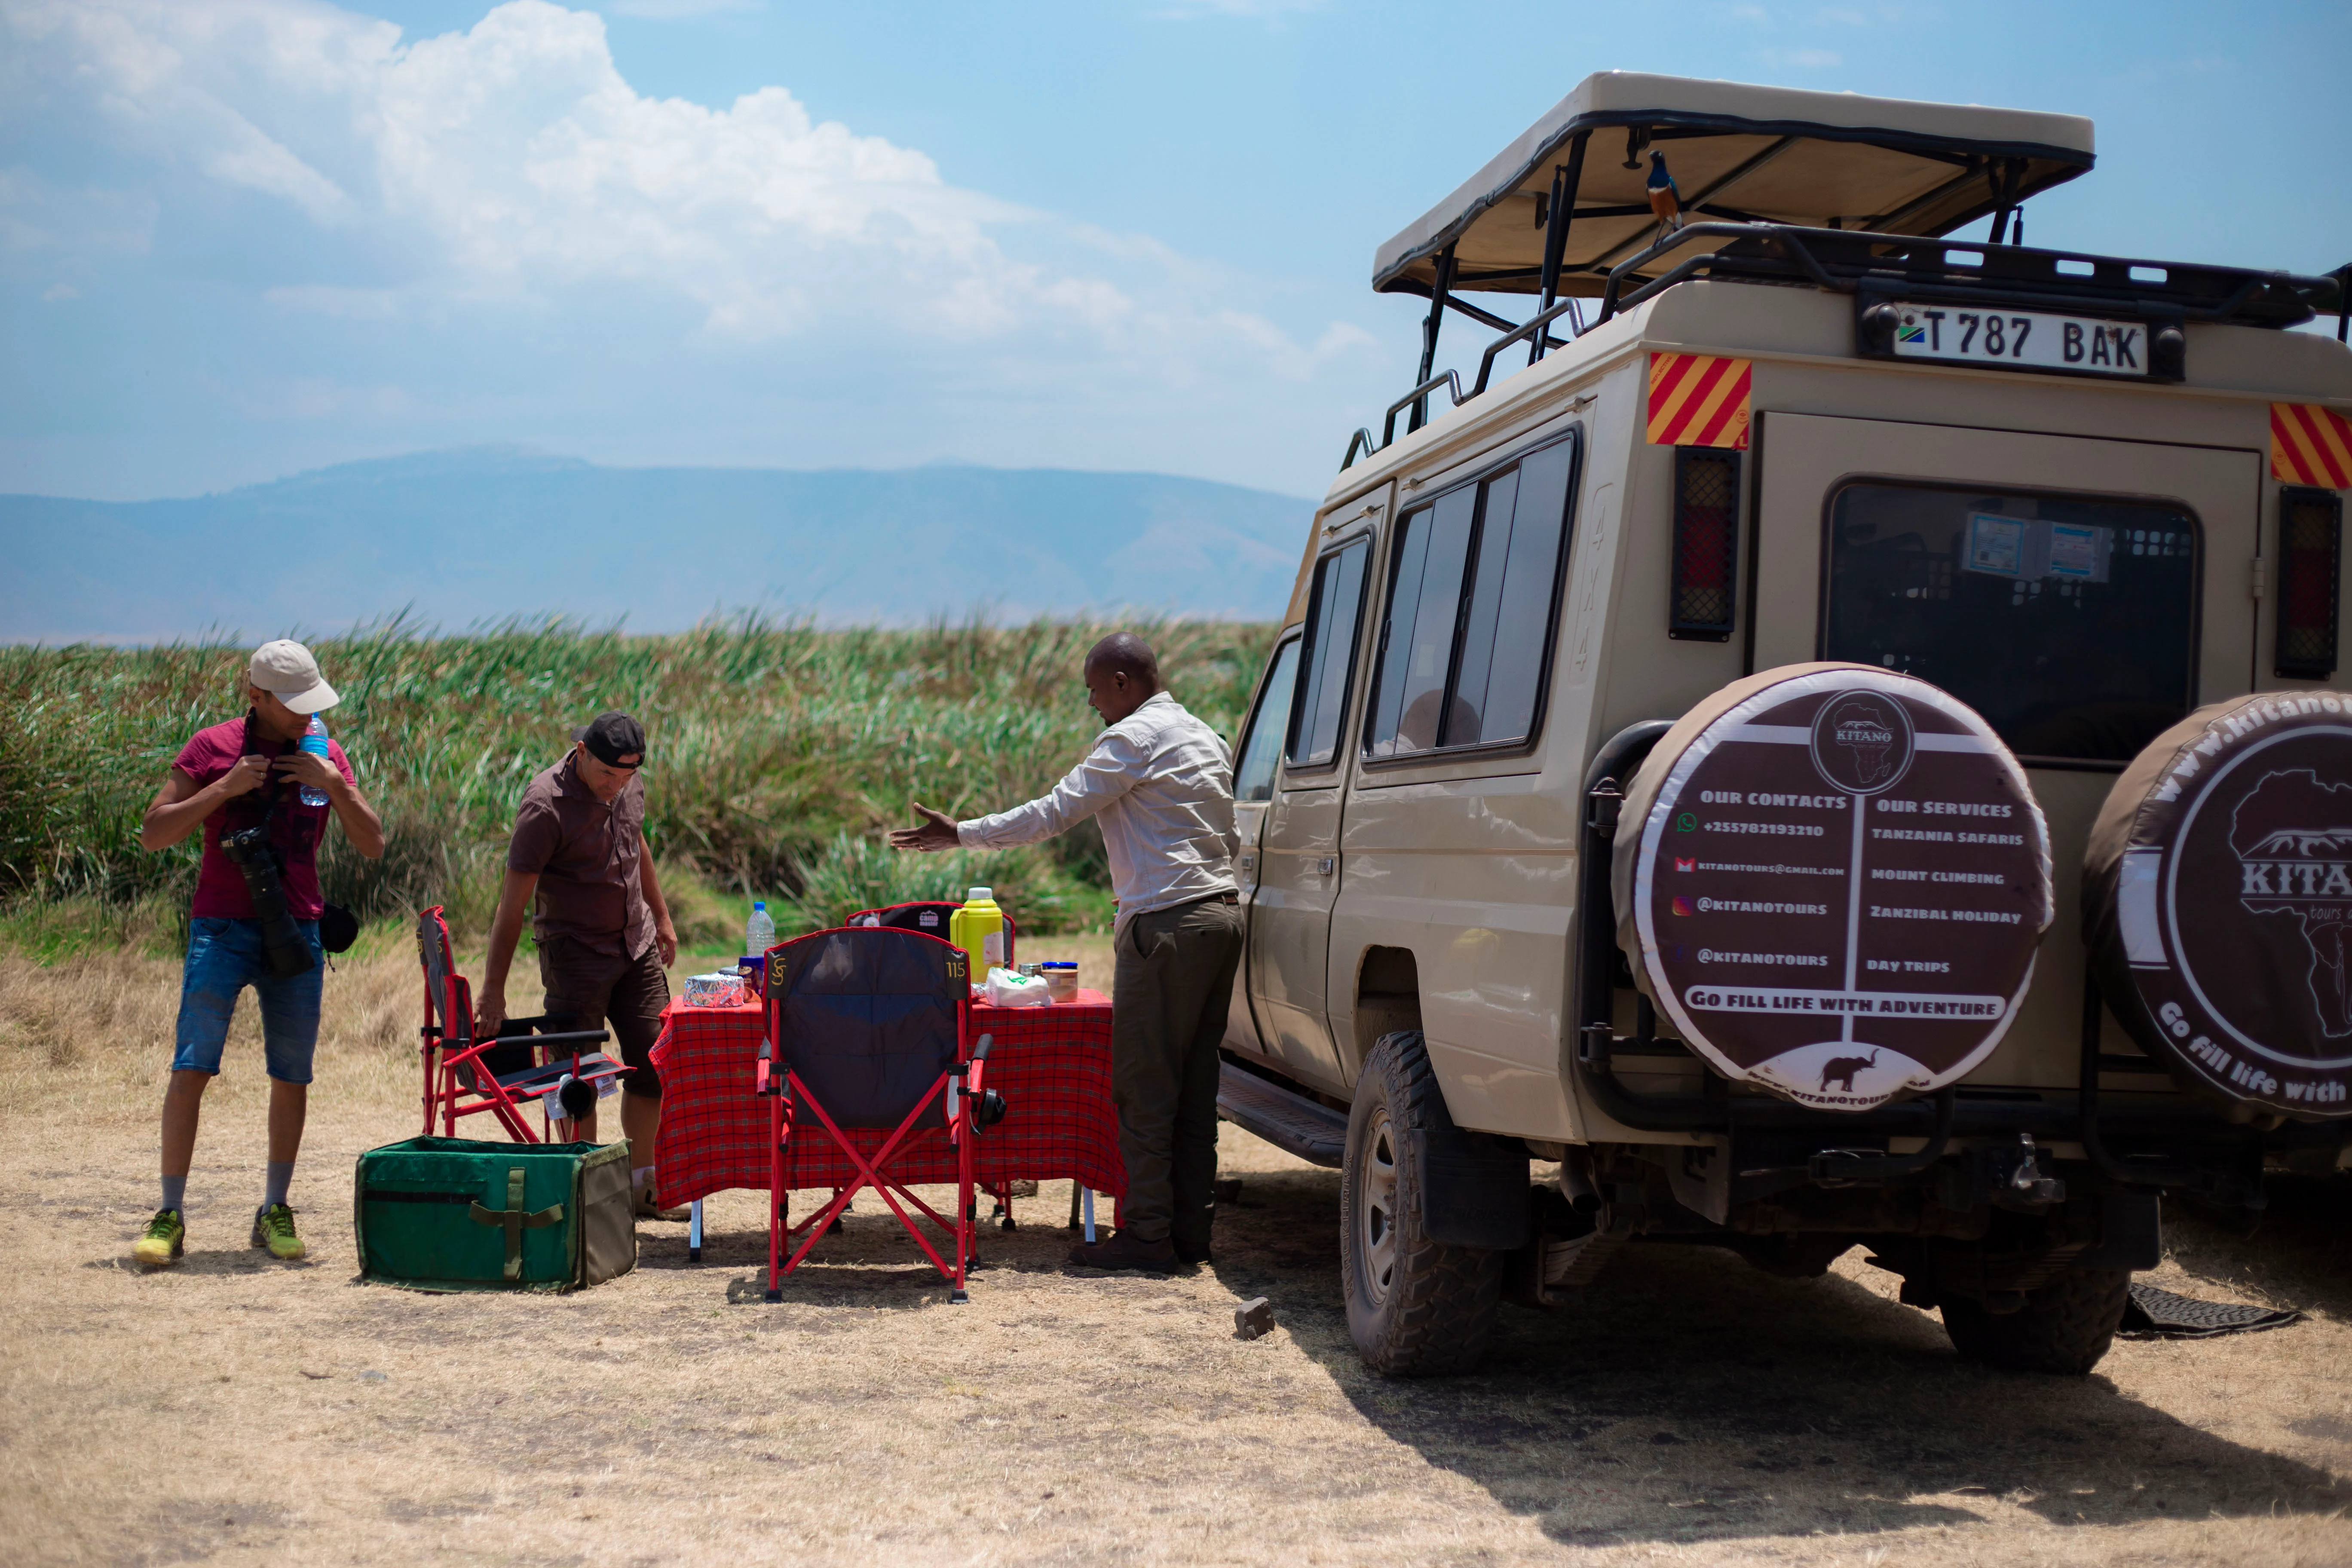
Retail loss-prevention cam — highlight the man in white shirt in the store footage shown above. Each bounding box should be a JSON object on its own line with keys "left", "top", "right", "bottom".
{"left": 891, "top": 633, "right": 1241, "bottom": 1272}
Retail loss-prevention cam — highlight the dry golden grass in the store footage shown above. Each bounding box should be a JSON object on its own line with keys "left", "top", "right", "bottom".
{"left": 1, "top": 946, "right": 2348, "bottom": 1567}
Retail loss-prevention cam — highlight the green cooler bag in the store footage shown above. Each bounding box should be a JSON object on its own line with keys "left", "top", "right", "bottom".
{"left": 354, "top": 1137, "right": 635, "bottom": 1292}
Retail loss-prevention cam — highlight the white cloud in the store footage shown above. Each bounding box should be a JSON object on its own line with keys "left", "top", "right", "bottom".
{"left": 0, "top": 0, "right": 1384, "bottom": 497}
{"left": 1760, "top": 46, "right": 1844, "bottom": 68}
{"left": 41, "top": 282, "right": 78, "bottom": 300}
{"left": 1, "top": 0, "right": 1356, "bottom": 365}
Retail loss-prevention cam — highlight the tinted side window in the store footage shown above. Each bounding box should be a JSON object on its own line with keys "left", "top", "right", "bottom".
{"left": 1365, "top": 432, "right": 1578, "bottom": 759}
{"left": 1286, "top": 540, "right": 1370, "bottom": 770}
{"left": 1234, "top": 637, "right": 1301, "bottom": 802}
{"left": 1455, "top": 438, "right": 1576, "bottom": 746}
{"left": 1369, "top": 487, "right": 1476, "bottom": 755}
{"left": 1825, "top": 482, "right": 2199, "bottom": 762}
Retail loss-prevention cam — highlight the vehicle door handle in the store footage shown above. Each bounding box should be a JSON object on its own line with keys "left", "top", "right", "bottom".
{"left": 1318, "top": 856, "right": 1336, "bottom": 876}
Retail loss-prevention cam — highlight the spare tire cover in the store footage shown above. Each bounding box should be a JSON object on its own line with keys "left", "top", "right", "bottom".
{"left": 1612, "top": 662, "right": 2054, "bottom": 1111}
{"left": 2085, "top": 692, "right": 2352, "bottom": 1121}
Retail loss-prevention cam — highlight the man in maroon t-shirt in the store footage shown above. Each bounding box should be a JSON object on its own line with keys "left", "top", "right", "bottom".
{"left": 131, "top": 640, "right": 385, "bottom": 1268}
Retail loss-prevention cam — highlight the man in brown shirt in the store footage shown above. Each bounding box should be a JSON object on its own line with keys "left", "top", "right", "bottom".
{"left": 476, "top": 711, "right": 682, "bottom": 1218}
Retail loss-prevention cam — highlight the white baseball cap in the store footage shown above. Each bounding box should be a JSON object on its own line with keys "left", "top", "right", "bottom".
{"left": 247, "top": 639, "right": 340, "bottom": 714}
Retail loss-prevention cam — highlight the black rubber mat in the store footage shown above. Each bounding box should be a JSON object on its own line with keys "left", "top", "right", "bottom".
{"left": 2118, "top": 1281, "right": 2302, "bottom": 1339}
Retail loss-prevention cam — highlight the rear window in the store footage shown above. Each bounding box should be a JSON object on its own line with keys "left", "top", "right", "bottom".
{"left": 1824, "top": 482, "right": 2200, "bottom": 763}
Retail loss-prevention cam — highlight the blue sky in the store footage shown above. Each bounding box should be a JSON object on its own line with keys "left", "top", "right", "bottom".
{"left": 3, "top": 0, "right": 2346, "bottom": 503}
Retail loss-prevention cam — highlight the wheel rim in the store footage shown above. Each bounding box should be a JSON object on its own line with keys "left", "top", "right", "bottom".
{"left": 1357, "top": 1103, "right": 1399, "bottom": 1306}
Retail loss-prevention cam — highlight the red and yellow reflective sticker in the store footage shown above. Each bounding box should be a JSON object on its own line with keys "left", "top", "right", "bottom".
{"left": 2272, "top": 403, "right": 2352, "bottom": 490}
{"left": 1647, "top": 352, "right": 1751, "bottom": 449}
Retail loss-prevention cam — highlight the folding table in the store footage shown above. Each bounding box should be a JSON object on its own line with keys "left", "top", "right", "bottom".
{"left": 650, "top": 989, "right": 1126, "bottom": 1259}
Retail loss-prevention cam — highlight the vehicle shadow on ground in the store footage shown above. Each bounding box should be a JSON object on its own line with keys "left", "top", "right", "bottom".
{"left": 1209, "top": 1168, "right": 2346, "bottom": 1548}
{"left": 2168, "top": 1172, "right": 2352, "bottom": 1319}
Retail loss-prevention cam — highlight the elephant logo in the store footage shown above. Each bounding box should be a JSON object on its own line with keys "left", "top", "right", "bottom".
{"left": 1818, "top": 1049, "right": 1881, "bottom": 1094}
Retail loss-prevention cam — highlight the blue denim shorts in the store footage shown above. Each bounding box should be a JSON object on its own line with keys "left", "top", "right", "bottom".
{"left": 172, "top": 917, "right": 324, "bottom": 1084}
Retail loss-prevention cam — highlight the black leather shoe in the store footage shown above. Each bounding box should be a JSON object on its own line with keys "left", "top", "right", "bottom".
{"left": 1068, "top": 1230, "right": 1178, "bottom": 1273}
{"left": 1173, "top": 1239, "right": 1212, "bottom": 1266}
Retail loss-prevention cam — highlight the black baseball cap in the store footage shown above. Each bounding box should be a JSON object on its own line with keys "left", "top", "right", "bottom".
{"left": 573, "top": 711, "right": 647, "bottom": 768}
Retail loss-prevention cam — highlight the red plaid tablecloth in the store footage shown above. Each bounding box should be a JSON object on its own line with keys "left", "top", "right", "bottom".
{"left": 649, "top": 992, "right": 1125, "bottom": 1207}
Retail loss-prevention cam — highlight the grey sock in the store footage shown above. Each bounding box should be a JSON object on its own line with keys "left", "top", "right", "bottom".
{"left": 159, "top": 1174, "right": 186, "bottom": 1214}
{"left": 264, "top": 1161, "right": 294, "bottom": 1209}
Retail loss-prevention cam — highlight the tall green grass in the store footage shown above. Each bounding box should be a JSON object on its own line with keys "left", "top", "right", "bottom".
{"left": 0, "top": 615, "right": 1274, "bottom": 949}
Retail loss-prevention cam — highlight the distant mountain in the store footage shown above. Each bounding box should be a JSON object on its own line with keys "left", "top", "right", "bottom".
{"left": 0, "top": 448, "right": 1314, "bottom": 642}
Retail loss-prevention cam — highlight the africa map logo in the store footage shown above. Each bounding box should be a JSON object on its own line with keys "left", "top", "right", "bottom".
{"left": 2233, "top": 768, "right": 2352, "bottom": 1039}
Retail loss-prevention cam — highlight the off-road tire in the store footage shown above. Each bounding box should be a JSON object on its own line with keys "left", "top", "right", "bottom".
{"left": 1341, "top": 1030, "right": 1504, "bottom": 1376}
{"left": 1940, "top": 1267, "right": 2131, "bottom": 1375}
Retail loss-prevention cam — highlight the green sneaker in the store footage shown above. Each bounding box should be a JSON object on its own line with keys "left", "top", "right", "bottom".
{"left": 251, "top": 1203, "right": 306, "bottom": 1261}
{"left": 133, "top": 1208, "right": 185, "bottom": 1268}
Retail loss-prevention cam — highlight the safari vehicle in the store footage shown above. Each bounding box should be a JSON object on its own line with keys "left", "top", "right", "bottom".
{"left": 1210, "top": 73, "right": 2352, "bottom": 1377}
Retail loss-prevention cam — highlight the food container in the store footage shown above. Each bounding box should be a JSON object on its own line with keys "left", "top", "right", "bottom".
{"left": 684, "top": 971, "right": 746, "bottom": 1008}
{"left": 983, "top": 967, "right": 1052, "bottom": 1008}
{"left": 736, "top": 953, "right": 766, "bottom": 999}
{"left": 1040, "top": 961, "right": 1078, "bottom": 1003}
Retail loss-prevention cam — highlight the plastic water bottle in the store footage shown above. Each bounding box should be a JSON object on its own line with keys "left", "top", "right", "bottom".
{"left": 297, "top": 715, "right": 332, "bottom": 807}
{"left": 745, "top": 900, "right": 775, "bottom": 955}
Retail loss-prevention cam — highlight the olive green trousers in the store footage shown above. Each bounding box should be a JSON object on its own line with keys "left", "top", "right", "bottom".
{"left": 1110, "top": 894, "right": 1244, "bottom": 1250}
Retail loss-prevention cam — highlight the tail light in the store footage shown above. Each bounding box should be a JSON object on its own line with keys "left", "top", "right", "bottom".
{"left": 2275, "top": 485, "right": 2342, "bottom": 681}
{"left": 1669, "top": 447, "right": 1740, "bottom": 641}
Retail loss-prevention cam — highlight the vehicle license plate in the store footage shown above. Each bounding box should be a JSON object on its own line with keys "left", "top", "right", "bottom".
{"left": 1884, "top": 302, "right": 2153, "bottom": 377}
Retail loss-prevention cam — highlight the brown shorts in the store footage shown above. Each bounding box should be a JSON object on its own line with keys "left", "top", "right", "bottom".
{"left": 537, "top": 937, "right": 671, "bottom": 1099}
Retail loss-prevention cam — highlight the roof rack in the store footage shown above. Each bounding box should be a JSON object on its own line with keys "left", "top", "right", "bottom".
{"left": 1594, "top": 224, "right": 2336, "bottom": 330}
{"left": 1340, "top": 227, "right": 2344, "bottom": 471}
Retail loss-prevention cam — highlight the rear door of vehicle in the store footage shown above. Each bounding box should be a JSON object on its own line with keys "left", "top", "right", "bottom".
{"left": 1249, "top": 518, "right": 1378, "bottom": 1094}
{"left": 1752, "top": 411, "right": 2263, "bottom": 1086}
{"left": 1222, "top": 630, "right": 1302, "bottom": 1057}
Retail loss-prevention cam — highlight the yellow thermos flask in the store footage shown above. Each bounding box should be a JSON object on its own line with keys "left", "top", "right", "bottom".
{"left": 949, "top": 886, "right": 1005, "bottom": 982}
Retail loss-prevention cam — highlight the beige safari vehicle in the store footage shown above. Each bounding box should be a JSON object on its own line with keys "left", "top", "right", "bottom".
{"left": 1211, "top": 73, "right": 2352, "bottom": 1378}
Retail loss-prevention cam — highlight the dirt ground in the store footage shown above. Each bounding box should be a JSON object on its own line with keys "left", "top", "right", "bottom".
{"left": 2, "top": 944, "right": 2349, "bottom": 1567}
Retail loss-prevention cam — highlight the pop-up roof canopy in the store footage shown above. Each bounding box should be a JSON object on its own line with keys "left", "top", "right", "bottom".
{"left": 1373, "top": 73, "right": 2095, "bottom": 298}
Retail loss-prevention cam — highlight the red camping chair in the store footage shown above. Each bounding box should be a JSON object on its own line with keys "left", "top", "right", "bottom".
{"left": 842, "top": 903, "right": 1023, "bottom": 1226}
{"left": 846, "top": 901, "right": 1017, "bottom": 968}
{"left": 757, "top": 926, "right": 1006, "bottom": 1303}
{"left": 416, "top": 906, "right": 625, "bottom": 1142}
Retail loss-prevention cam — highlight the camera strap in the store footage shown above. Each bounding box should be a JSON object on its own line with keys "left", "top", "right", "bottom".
{"left": 227, "top": 710, "right": 325, "bottom": 863}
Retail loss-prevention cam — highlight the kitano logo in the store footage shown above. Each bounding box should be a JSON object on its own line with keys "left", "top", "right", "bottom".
{"left": 1831, "top": 704, "right": 1896, "bottom": 777}
{"left": 1808, "top": 690, "right": 1914, "bottom": 794}
{"left": 2233, "top": 768, "right": 2352, "bottom": 1037}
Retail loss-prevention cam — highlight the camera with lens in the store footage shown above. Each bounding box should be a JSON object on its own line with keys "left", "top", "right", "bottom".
{"left": 218, "top": 822, "right": 317, "bottom": 979}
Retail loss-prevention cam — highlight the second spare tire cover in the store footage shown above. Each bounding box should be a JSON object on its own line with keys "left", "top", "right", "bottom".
{"left": 1613, "top": 662, "right": 2054, "bottom": 1111}
{"left": 2085, "top": 692, "right": 2352, "bottom": 1121}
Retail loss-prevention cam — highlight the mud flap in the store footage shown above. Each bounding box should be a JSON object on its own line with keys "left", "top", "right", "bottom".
{"left": 1406, "top": 1125, "right": 1531, "bottom": 1250}
{"left": 2068, "top": 1189, "right": 2162, "bottom": 1273}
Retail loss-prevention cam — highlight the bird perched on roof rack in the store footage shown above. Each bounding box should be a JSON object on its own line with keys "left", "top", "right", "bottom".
{"left": 1647, "top": 150, "right": 1685, "bottom": 234}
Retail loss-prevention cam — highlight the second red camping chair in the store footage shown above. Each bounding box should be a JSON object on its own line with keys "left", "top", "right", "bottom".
{"left": 757, "top": 925, "right": 1005, "bottom": 1302}
{"left": 416, "top": 906, "right": 624, "bottom": 1142}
